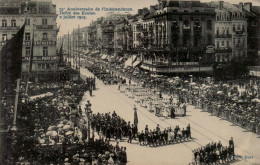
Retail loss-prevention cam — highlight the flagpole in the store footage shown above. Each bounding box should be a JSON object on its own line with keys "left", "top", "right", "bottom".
{"left": 11, "top": 78, "right": 21, "bottom": 131}
{"left": 73, "top": 30, "right": 75, "bottom": 68}
{"left": 25, "top": 29, "right": 34, "bottom": 99}
{"left": 68, "top": 31, "right": 70, "bottom": 65}
{"left": 11, "top": 3, "right": 28, "bottom": 130}
{"left": 69, "top": 31, "right": 72, "bottom": 67}
{"left": 78, "top": 24, "right": 80, "bottom": 80}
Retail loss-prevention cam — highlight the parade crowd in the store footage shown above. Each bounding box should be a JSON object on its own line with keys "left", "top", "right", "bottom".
{"left": 90, "top": 111, "right": 192, "bottom": 147}
{"left": 192, "top": 138, "right": 235, "bottom": 165}
{"left": 86, "top": 57, "right": 260, "bottom": 135}
{"left": 1, "top": 78, "right": 128, "bottom": 164}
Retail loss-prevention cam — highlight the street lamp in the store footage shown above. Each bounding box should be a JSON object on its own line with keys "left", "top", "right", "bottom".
{"left": 199, "top": 56, "right": 202, "bottom": 75}
{"left": 85, "top": 100, "right": 92, "bottom": 142}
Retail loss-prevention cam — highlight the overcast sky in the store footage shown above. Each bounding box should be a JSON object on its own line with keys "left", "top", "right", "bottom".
{"left": 52, "top": 0, "right": 260, "bottom": 37}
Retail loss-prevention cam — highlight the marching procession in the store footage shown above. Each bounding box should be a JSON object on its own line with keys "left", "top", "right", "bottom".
{"left": 85, "top": 56, "right": 260, "bottom": 137}
{"left": 192, "top": 138, "right": 235, "bottom": 165}
{"left": 90, "top": 112, "right": 191, "bottom": 147}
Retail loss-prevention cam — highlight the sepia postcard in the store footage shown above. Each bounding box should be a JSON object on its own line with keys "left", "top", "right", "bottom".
{"left": 0, "top": 0, "right": 260, "bottom": 164}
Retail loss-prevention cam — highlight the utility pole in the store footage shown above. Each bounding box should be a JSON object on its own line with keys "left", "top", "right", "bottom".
{"left": 73, "top": 30, "right": 75, "bottom": 68}
{"left": 78, "top": 24, "right": 81, "bottom": 79}
{"left": 85, "top": 100, "right": 92, "bottom": 142}
{"left": 68, "top": 31, "right": 70, "bottom": 65}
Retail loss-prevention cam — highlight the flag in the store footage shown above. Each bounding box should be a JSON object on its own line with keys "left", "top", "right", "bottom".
{"left": 29, "top": 31, "right": 34, "bottom": 73}
{"left": 1, "top": 24, "right": 25, "bottom": 94}
{"left": 134, "top": 106, "right": 138, "bottom": 127}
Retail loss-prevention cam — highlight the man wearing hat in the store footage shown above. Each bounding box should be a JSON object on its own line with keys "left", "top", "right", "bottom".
{"left": 127, "top": 126, "right": 133, "bottom": 143}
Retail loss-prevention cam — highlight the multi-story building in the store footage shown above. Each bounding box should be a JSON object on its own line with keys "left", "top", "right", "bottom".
{"left": 140, "top": 0, "right": 216, "bottom": 74}
{"left": 101, "top": 20, "right": 114, "bottom": 55}
{"left": 243, "top": 3, "right": 260, "bottom": 63}
{"left": 209, "top": 1, "right": 233, "bottom": 63}
{"left": 79, "top": 0, "right": 260, "bottom": 75}
{"left": 101, "top": 14, "right": 128, "bottom": 55}
{"left": 231, "top": 4, "right": 247, "bottom": 62}
{"left": 0, "top": 0, "right": 58, "bottom": 82}
{"left": 131, "top": 8, "right": 149, "bottom": 49}
{"left": 85, "top": 18, "right": 103, "bottom": 54}
{"left": 114, "top": 18, "right": 128, "bottom": 56}
{"left": 253, "top": 6, "right": 260, "bottom": 58}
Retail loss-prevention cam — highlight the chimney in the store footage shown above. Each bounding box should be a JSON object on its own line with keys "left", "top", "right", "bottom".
{"left": 244, "top": 2, "right": 252, "bottom": 12}
{"left": 143, "top": 7, "right": 149, "bottom": 14}
{"left": 138, "top": 9, "right": 143, "bottom": 15}
{"left": 239, "top": 2, "right": 243, "bottom": 11}
{"left": 219, "top": 1, "right": 224, "bottom": 10}
{"left": 150, "top": 5, "right": 155, "bottom": 13}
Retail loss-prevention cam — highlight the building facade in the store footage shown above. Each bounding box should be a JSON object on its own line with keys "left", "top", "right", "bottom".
{"left": 75, "top": 0, "right": 260, "bottom": 75}
{"left": 0, "top": 0, "right": 58, "bottom": 82}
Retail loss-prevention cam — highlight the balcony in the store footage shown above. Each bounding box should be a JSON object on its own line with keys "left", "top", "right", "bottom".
{"left": 215, "top": 34, "right": 232, "bottom": 38}
{"left": 183, "top": 25, "right": 191, "bottom": 32}
{"left": 215, "top": 48, "right": 232, "bottom": 53}
{"left": 42, "top": 38, "right": 49, "bottom": 41}
{"left": 0, "top": 26, "right": 20, "bottom": 30}
{"left": 234, "top": 44, "right": 245, "bottom": 49}
{"left": 102, "top": 29, "right": 113, "bottom": 33}
{"left": 233, "top": 28, "right": 245, "bottom": 35}
{"left": 183, "top": 25, "right": 191, "bottom": 30}
{"left": 36, "top": 25, "right": 54, "bottom": 30}
{"left": 194, "top": 26, "right": 202, "bottom": 32}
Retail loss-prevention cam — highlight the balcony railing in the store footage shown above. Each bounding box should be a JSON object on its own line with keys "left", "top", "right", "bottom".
{"left": 102, "top": 29, "right": 113, "bottom": 33}
{"left": 215, "top": 48, "right": 232, "bottom": 53}
{"left": 183, "top": 25, "right": 191, "bottom": 30}
{"left": 0, "top": 26, "right": 20, "bottom": 30}
{"left": 36, "top": 25, "right": 54, "bottom": 29}
{"left": 194, "top": 26, "right": 202, "bottom": 31}
{"left": 234, "top": 44, "right": 245, "bottom": 49}
{"left": 233, "top": 28, "right": 245, "bottom": 34}
{"left": 215, "top": 34, "right": 232, "bottom": 38}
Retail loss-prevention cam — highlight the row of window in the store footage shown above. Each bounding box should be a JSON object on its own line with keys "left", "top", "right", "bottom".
{"left": 38, "top": 63, "right": 53, "bottom": 70}
{"left": 216, "top": 38, "right": 246, "bottom": 48}
{"left": 233, "top": 24, "right": 246, "bottom": 31}
{"left": 25, "top": 47, "right": 48, "bottom": 56}
{"left": 1, "top": 18, "right": 48, "bottom": 27}
{"left": 24, "top": 63, "right": 53, "bottom": 70}
{"left": 233, "top": 50, "right": 246, "bottom": 57}
{"left": 139, "top": 19, "right": 212, "bottom": 31}
{"left": 233, "top": 37, "right": 246, "bottom": 46}
{"left": 216, "top": 12, "right": 245, "bottom": 21}
{"left": 216, "top": 40, "right": 230, "bottom": 48}
{"left": 2, "top": 33, "right": 49, "bottom": 41}
{"left": 2, "top": 19, "right": 16, "bottom": 27}
{"left": 153, "top": 34, "right": 213, "bottom": 46}
{"left": 216, "top": 14, "right": 231, "bottom": 21}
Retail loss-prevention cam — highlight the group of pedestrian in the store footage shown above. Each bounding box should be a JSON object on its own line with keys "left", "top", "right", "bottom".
{"left": 62, "top": 138, "right": 127, "bottom": 165}
{"left": 138, "top": 124, "right": 191, "bottom": 147}
{"left": 86, "top": 77, "right": 95, "bottom": 96}
{"left": 90, "top": 112, "right": 138, "bottom": 143}
{"left": 192, "top": 138, "right": 235, "bottom": 165}
{"left": 90, "top": 112, "right": 192, "bottom": 147}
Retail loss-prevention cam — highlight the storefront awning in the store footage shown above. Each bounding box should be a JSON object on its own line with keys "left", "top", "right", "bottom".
{"left": 132, "top": 60, "right": 142, "bottom": 68}
{"left": 132, "top": 55, "right": 138, "bottom": 63}
{"left": 101, "top": 54, "right": 108, "bottom": 59}
{"left": 124, "top": 58, "right": 132, "bottom": 68}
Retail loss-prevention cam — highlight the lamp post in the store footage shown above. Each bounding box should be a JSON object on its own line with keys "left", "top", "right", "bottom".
{"left": 85, "top": 100, "right": 92, "bottom": 142}
{"left": 199, "top": 56, "right": 202, "bottom": 73}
